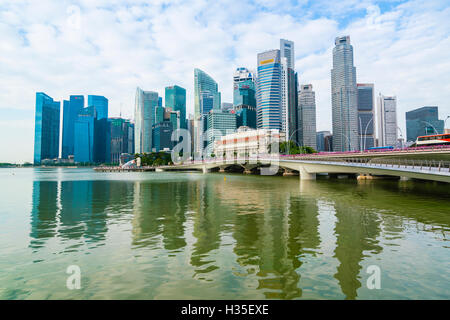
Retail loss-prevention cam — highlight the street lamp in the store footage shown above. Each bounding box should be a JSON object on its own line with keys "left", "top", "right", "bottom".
{"left": 444, "top": 116, "right": 450, "bottom": 130}
{"left": 359, "top": 116, "right": 374, "bottom": 151}
{"left": 421, "top": 120, "right": 438, "bottom": 135}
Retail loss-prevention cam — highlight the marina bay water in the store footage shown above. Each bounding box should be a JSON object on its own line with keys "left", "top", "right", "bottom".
{"left": 0, "top": 168, "right": 449, "bottom": 299}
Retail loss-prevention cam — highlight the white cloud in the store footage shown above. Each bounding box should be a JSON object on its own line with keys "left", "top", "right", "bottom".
{"left": 0, "top": 0, "right": 449, "bottom": 162}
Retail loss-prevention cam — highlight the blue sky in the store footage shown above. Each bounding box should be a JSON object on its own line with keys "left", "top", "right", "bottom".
{"left": 0, "top": 0, "right": 449, "bottom": 163}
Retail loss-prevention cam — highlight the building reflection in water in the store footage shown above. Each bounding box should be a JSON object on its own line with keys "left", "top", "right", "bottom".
{"left": 30, "top": 173, "right": 448, "bottom": 299}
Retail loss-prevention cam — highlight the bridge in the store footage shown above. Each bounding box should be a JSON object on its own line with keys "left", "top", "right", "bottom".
{"left": 157, "top": 146, "right": 450, "bottom": 183}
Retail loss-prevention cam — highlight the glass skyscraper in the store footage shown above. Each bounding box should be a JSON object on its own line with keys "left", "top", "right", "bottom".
{"left": 88, "top": 95, "right": 108, "bottom": 120}
{"left": 134, "top": 87, "right": 159, "bottom": 153}
{"left": 74, "top": 106, "right": 96, "bottom": 163}
{"left": 194, "top": 69, "right": 221, "bottom": 116}
{"left": 206, "top": 110, "right": 236, "bottom": 154}
{"left": 406, "top": 106, "right": 444, "bottom": 142}
{"left": 256, "top": 49, "right": 282, "bottom": 130}
{"left": 165, "top": 85, "right": 186, "bottom": 129}
{"left": 34, "top": 92, "right": 60, "bottom": 164}
{"left": 331, "top": 36, "right": 358, "bottom": 151}
{"left": 357, "top": 84, "right": 375, "bottom": 150}
{"left": 233, "top": 67, "right": 256, "bottom": 108}
{"left": 62, "top": 95, "right": 84, "bottom": 159}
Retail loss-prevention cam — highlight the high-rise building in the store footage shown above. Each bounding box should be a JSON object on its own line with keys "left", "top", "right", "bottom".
{"left": 134, "top": 87, "right": 159, "bottom": 153}
{"left": 233, "top": 67, "right": 256, "bottom": 107}
{"left": 406, "top": 106, "right": 444, "bottom": 142}
{"left": 62, "top": 95, "right": 84, "bottom": 159}
{"left": 109, "top": 118, "right": 134, "bottom": 164}
{"left": 155, "top": 105, "right": 164, "bottom": 124}
{"left": 280, "top": 39, "right": 297, "bottom": 143}
{"left": 316, "top": 131, "right": 333, "bottom": 152}
{"left": 256, "top": 49, "right": 282, "bottom": 130}
{"left": 34, "top": 92, "right": 60, "bottom": 164}
{"left": 235, "top": 105, "right": 257, "bottom": 129}
{"left": 205, "top": 110, "right": 236, "bottom": 154}
{"left": 194, "top": 69, "right": 221, "bottom": 116}
{"left": 298, "top": 84, "right": 317, "bottom": 150}
{"left": 194, "top": 69, "right": 222, "bottom": 154}
{"left": 377, "top": 94, "right": 398, "bottom": 147}
{"left": 152, "top": 121, "right": 173, "bottom": 152}
{"left": 331, "top": 36, "right": 358, "bottom": 151}
{"left": 165, "top": 85, "right": 186, "bottom": 129}
{"left": 74, "top": 106, "right": 96, "bottom": 163}
{"left": 88, "top": 95, "right": 108, "bottom": 120}
{"left": 357, "top": 83, "right": 375, "bottom": 150}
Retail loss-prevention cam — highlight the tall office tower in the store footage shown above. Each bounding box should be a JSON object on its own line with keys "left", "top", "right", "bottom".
{"left": 155, "top": 105, "right": 164, "bottom": 124}
{"left": 127, "top": 121, "right": 135, "bottom": 154}
{"left": 152, "top": 121, "right": 173, "bottom": 152}
{"left": 206, "top": 110, "right": 236, "bottom": 154}
{"left": 134, "top": 87, "right": 159, "bottom": 153}
{"left": 88, "top": 95, "right": 109, "bottom": 162}
{"left": 62, "top": 95, "right": 84, "bottom": 159}
{"left": 233, "top": 67, "right": 256, "bottom": 107}
{"left": 298, "top": 84, "right": 317, "bottom": 150}
{"left": 165, "top": 85, "right": 186, "bottom": 129}
{"left": 316, "top": 131, "right": 332, "bottom": 152}
{"left": 74, "top": 106, "right": 96, "bottom": 163}
{"left": 194, "top": 69, "right": 221, "bottom": 153}
{"left": 187, "top": 114, "right": 195, "bottom": 154}
{"left": 109, "top": 117, "right": 132, "bottom": 164}
{"left": 331, "top": 36, "right": 358, "bottom": 151}
{"left": 256, "top": 49, "right": 282, "bottom": 130}
{"left": 34, "top": 92, "right": 60, "bottom": 164}
{"left": 357, "top": 83, "right": 375, "bottom": 150}
{"left": 377, "top": 94, "right": 398, "bottom": 147}
{"left": 406, "top": 106, "right": 444, "bottom": 142}
{"left": 280, "top": 39, "right": 297, "bottom": 142}
{"left": 235, "top": 105, "right": 257, "bottom": 129}
{"left": 280, "top": 39, "right": 295, "bottom": 70}
{"left": 88, "top": 95, "right": 108, "bottom": 120}
{"left": 194, "top": 68, "right": 221, "bottom": 116}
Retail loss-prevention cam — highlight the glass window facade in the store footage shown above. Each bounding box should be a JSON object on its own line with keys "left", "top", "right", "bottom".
{"left": 165, "top": 85, "right": 186, "bottom": 129}
{"left": 34, "top": 92, "right": 60, "bottom": 164}
{"left": 62, "top": 95, "right": 84, "bottom": 159}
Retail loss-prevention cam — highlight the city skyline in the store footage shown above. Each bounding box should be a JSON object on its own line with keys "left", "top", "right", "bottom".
{"left": 1, "top": 0, "right": 450, "bottom": 162}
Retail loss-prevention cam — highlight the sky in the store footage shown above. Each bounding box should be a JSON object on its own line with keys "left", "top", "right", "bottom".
{"left": 0, "top": 0, "right": 449, "bottom": 163}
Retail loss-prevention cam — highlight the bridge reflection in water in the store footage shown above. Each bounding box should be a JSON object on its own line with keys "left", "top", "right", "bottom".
{"left": 28, "top": 171, "right": 450, "bottom": 299}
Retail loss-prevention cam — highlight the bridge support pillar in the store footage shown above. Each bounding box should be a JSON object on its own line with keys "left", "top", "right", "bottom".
{"left": 202, "top": 166, "right": 210, "bottom": 174}
{"left": 219, "top": 166, "right": 227, "bottom": 173}
{"left": 299, "top": 167, "right": 316, "bottom": 180}
{"left": 400, "top": 176, "right": 411, "bottom": 181}
{"left": 155, "top": 168, "right": 164, "bottom": 172}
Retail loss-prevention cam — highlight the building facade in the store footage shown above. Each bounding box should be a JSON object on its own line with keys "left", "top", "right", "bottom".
{"left": 214, "top": 127, "right": 285, "bottom": 158}
{"left": 256, "top": 49, "right": 282, "bottom": 130}
{"left": 152, "top": 121, "right": 173, "bottom": 152}
{"left": 74, "top": 106, "right": 96, "bottom": 163}
{"left": 62, "top": 95, "right": 84, "bottom": 159}
{"left": 377, "top": 94, "right": 398, "bottom": 147}
{"left": 109, "top": 118, "right": 134, "bottom": 164}
{"left": 357, "top": 83, "right": 375, "bottom": 150}
{"left": 88, "top": 95, "right": 108, "bottom": 120}
{"left": 298, "top": 84, "right": 317, "bottom": 150}
{"left": 406, "top": 106, "right": 444, "bottom": 142}
{"left": 316, "top": 131, "right": 333, "bottom": 152}
{"left": 205, "top": 110, "right": 236, "bottom": 155}
{"left": 165, "top": 85, "right": 186, "bottom": 129}
{"left": 134, "top": 87, "right": 159, "bottom": 153}
{"left": 34, "top": 92, "right": 60, "bottom": 164}
{"left": 331, "top": 36, "right": 358, "bottom": 151}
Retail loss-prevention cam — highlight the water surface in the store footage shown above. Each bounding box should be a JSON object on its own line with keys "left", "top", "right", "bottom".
{"left": 0, "top": 168, "right": 449, "bottom": 299}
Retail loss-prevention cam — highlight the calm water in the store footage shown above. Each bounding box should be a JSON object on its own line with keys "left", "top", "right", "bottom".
{"left": 0, "top": 168, "right": 449, "bottom": 299}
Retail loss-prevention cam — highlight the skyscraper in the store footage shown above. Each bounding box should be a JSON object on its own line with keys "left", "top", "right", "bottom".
{"left": 316, "top": 131, "right": 333, "bottom": 152}
{"left": 206, "top": 110, "right": 236, "bottom": 154}
{"left": 406, "top": 106, "right": 444, "bottom": 142}
{"left": 74, "top": 106, "right": 96, "bottom": 163}
{"left": 256, "top": 49, "right": 282, "bottom": 130}
{"left": 357, "top": 83, "right": 375, "bottom": 150}
{"left": 233, "top": 67, "right": 256, "bottom": 108}
{"left": 62, "top": 95, "right": 84, "bottom": 159}
{"left": 280, "top": 39, "right": 297, "bottom": 142}
{"left": 298, "top": 84, "right": 317, "bottom": 150}
{"left": 165, "top": 85, "right": 186, "bottom": 129}
{"left": 88, "top": 95, "right": 108, "bottom": 120}
{"left": 194, "top": 69, "right": 221, "bottom": 116}
{"left": 377, "top": 94, "right": 398, "bottom": 147}
{"left": 134, "top": 87, "right": 159, "bottom": 153}
{"left": 34, "top": 92, "right": 60, "bottom": 164}
{"left": 194, "top": 69, "right": 221, "bottom": 154}
{"left": 331, "top": 36, "right": 358, "bottom": 151}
